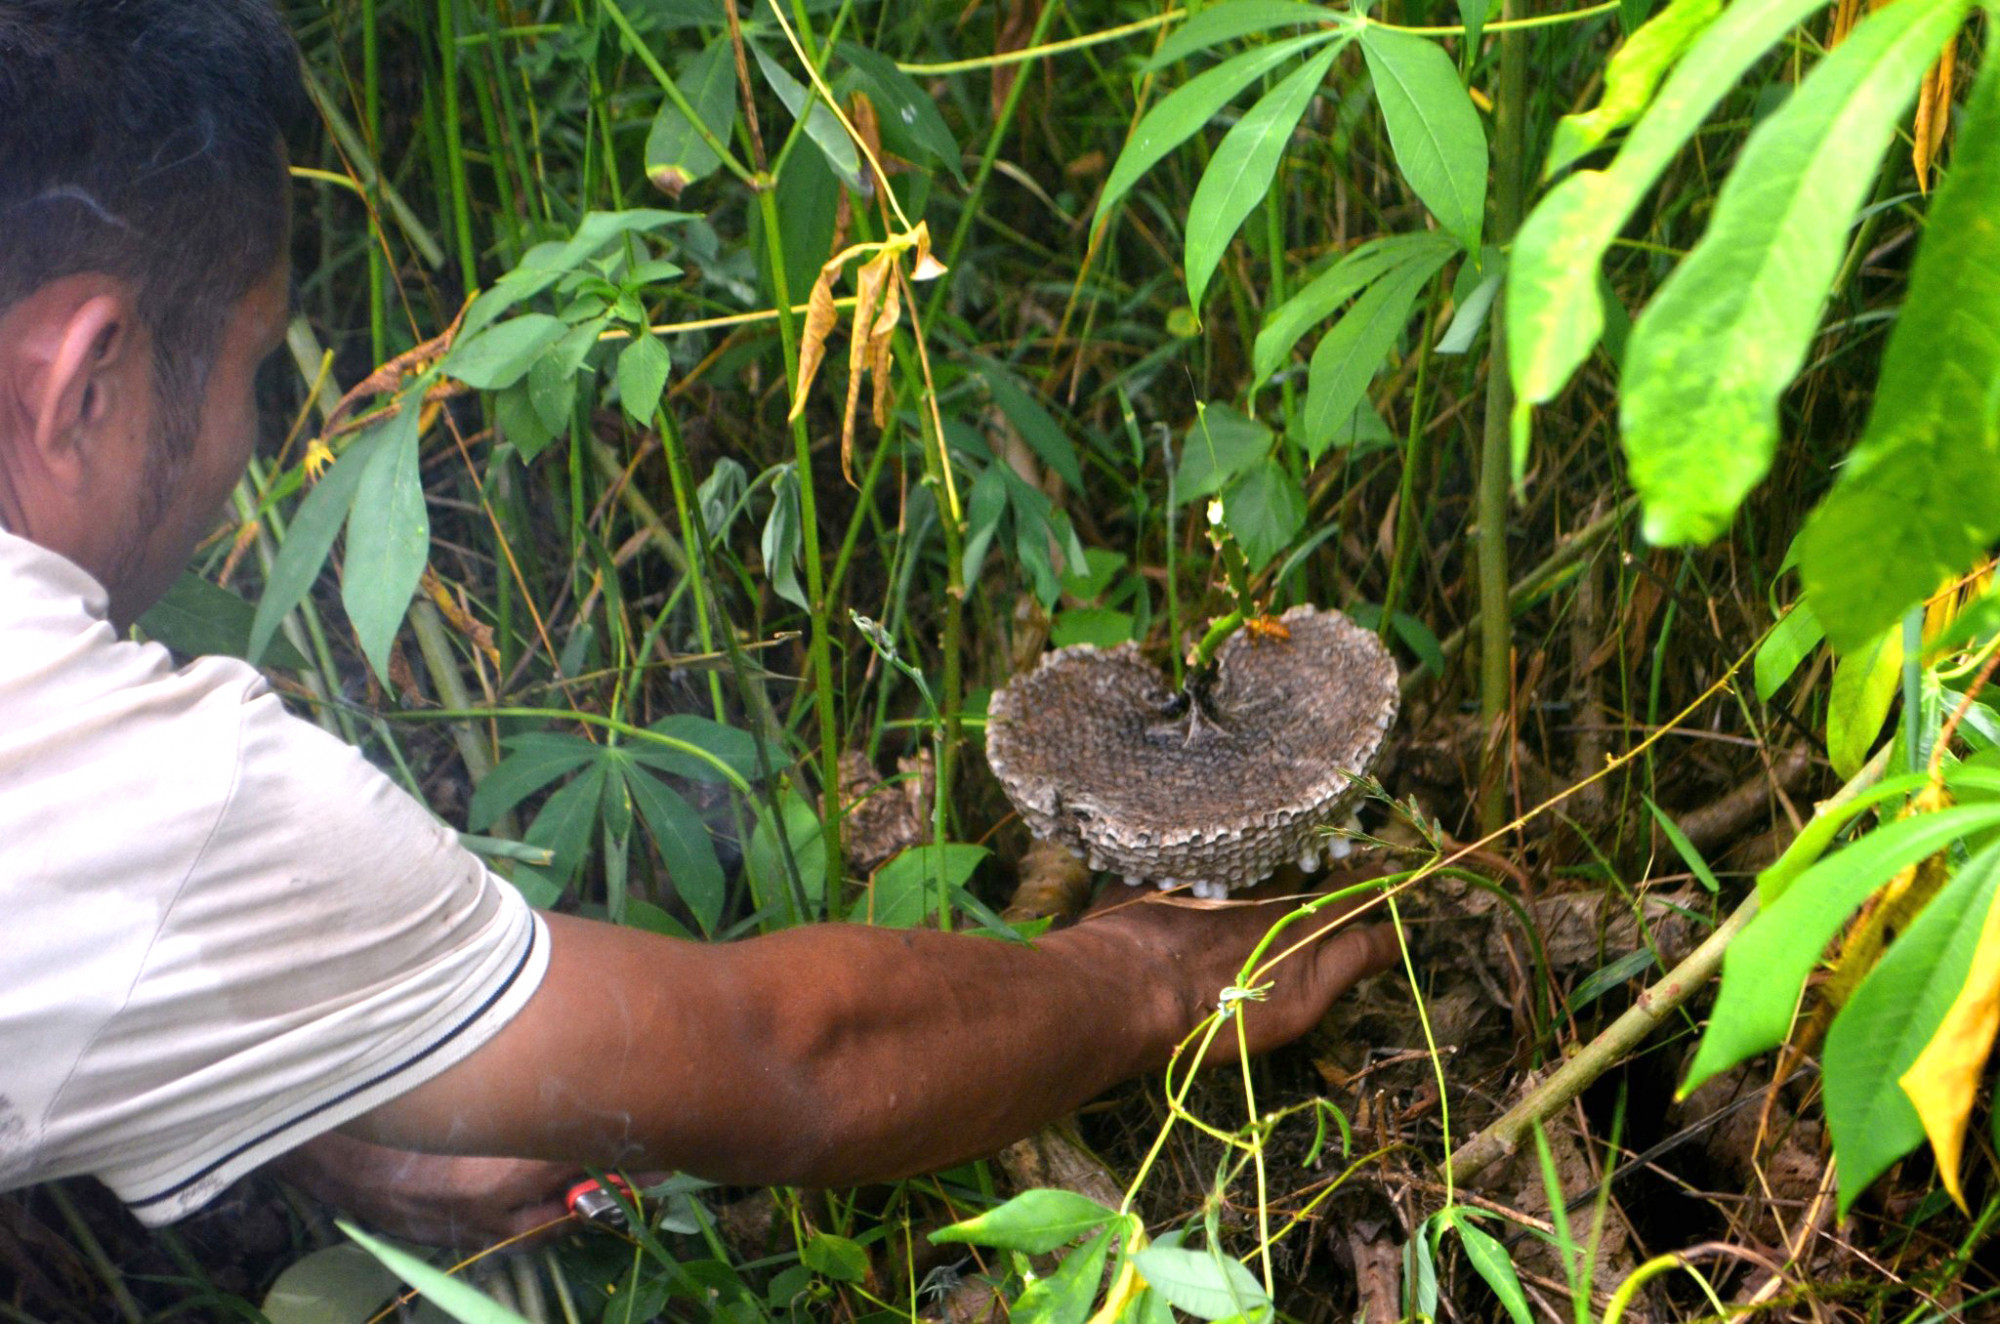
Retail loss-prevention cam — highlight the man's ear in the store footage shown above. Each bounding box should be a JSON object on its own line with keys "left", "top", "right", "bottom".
{"left": 11, "top": 279, "right": 148, "bottom": 492}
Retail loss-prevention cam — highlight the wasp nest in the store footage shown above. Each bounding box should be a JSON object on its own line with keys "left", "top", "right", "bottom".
{"left": 986, "top": 605, "right": 1397, "bottom": 898}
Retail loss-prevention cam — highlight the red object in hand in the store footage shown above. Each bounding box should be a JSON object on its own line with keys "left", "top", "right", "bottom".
{"left": 565, "top": 1174, "right": 637, "bottom": 1229}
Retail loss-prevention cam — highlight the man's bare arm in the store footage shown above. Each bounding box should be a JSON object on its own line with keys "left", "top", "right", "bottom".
{"left": 349, "top": 880, "right": 1396, "bottom": 1187}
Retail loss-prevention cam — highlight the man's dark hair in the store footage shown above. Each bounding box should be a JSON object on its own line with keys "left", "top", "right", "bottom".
{"left": 0, "top": 0, "right": 307, "bottom": 460}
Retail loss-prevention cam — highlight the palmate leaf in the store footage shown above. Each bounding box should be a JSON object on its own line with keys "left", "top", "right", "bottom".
{"left": 1795, "top": 48, "right": 2000, "bottom": 653}
{"left": 1094, "top": 31, "right": 1341, "bottom": 232}
{"left": 1507, "top": 0, "right": 1840, "bottom": 438}
{"left": 1253, "top": 231, "right": 1458, "bottom": 384}
{"left": 1147, "top": 0, "right": 1348, "bottom": 70}
{"left": 1358, "top": 26, "right": 1487, "bottom": 253}
{"left": 1185, "top": 43, "right": 1342, "bottom": 309}
{"left": 1302, "top": 246, "right": 1452, "bottom": 459}
{"left": 1682, "top": 803, "right": 2000, "bottom": 1097}
{"left": 468, "top": 733, "right": 600, "bottom": 831}
{"left": 1544, "top": 0, "right": 1725, "bottom": 177}
{"left": 341, "top": 392, "right": 430, "bottom": 684}
{"left": 620, "top": 762, "right": 725, "bottom": 936}
{"left": 1619, "top": 0, "right": 1974, "bottom": 545}
{"left": 1901, "top": 853, "right": 2000, "bottom": 1210}
{"left": 1824, "top": 840, "right": 2000, "bottom": 1215}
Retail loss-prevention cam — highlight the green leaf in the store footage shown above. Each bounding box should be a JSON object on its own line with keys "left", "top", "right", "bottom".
{"left": 1051, "top": 607, "right": 1137, "bottom": 649}
{"left": 1545, "top": 0, "right": 1726, "bottom": 177}
{"left": 1129, "top": 1246, "right": 1272, "bottom": 1322}
{"left": 801, "top": 1233, "right": 870, "bottom": 1283}
{"left": 1619, "top": 0, "right": 1974, "bottom": 545}
{"left": 1507, "top": 0, "right": 1845, "bottom": 419}
{"left": 262, "top": 1244, "right": 400, "bottom": 1324}
{"left": 645, "top": 38, "right": 736, "bottom": 196}
{"left": 1148, "top": 0, "right": 1347, "bottom": 69}
{"left": 1014, "top": 1227, "right": 1115, "bottom": 1324}
{"left": 1755, "top": 601, "right": 1824, "bottom": 702}
{"left": 1175, "top": 404, "right": 1272, "bottom": 503}
{"left": 1303, "top": 251, "right": 1447, "bottom": 460}
{"left": 1220, "top": 460, "right": 1307, "bottom": 572}
{"left": 1445, "top": 1213, "right": 1532, "bottom": 1324}
{"left": 1824, "top": 841, "right": 2000, "bottom": 1215}
{"left": 745, "top": 788, "right": 827, "bottom": 913}
{"left": 1682, "top": 804, "right": 2000, "bottom": 1096}
{"left": 464, "top": 209, "right": 691, "bottom": 337}
{"left": 442, "top": 313, "right": 567, "bottom": 390}
{"left": 837, "top": 43, "right": 965, "bottom": 183}
{"left": 1359, "top": 27, "right": 1487, "bottom": 252}
{"left": 525, "top": 762, "right": 609, "bottom": 885}
{"left": 1185, "top": 44, "right": 1340, "bottom": 309}
{"left": 340, "top": 1223, "right": 531, "bottom": 1324}
{"left": 930, "top": 1188, "right": 1118, "bottom": 1254}
{"left": 1457, "top": 0, "right": 1491, "bottom": 59}
{"left": 470, "top": 733, "right": 601, "bottom": 831}
{"left": 617, "top": 331, "right": 672, "bottom": 424}
{"left": 249, "top": 422, "right": 391, "bottom": 665}
{"left": 1796, "top": 56, "right": 2000, "bottom": 652}
{"left": 1254, "top": 231, "right": 1457, "bottom": 383}
{"left": 341, "top": 398, "right": 429, "bottom": 685}
{"left": 976, "top": 358, "right": 1086, "bottom": 490}
{"left": 751, "top": 43, "right": 863, "bottom": 188}
{"left": 1827, "top": 624, "right": 1904, "bottom": 780}
{"left": 1095, "top": 32, "right": 1341, "bottom": 231}
{"left": 856, "top": 843, "right": 990, "bottom": 927}
{"left": 140, "top": 573, "right": 309, "bottom": 669}
{"left": 622, "top": 766, "right": 726, "bottom": 935}
{"left": 631, "top": 714, "right": 773, "bottom": 783}
{"left": 1645, "top": 794, "right": 1721, "bottom": 893}
{"left": 762, "top": 463, "right": 808, "bottom": 610}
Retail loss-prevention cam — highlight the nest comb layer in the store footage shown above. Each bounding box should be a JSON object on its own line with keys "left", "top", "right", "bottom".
{"left": 986, "top": 605, "right": 1398, "bottom": 893}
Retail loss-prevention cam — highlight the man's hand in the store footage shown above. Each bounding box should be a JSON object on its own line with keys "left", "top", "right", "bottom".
{"left": 349, "top": 863, "right": 1400, "bottom": 1191}
{"left": 272, "top": 1132, "right": 580, "bottom": 1249}
{"left": 1066, "top": 865, "right": 1400, "bottom": 1065}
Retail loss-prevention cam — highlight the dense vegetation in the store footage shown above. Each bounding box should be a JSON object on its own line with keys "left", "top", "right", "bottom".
{"left": 9, "top": 0, "right": 2000, "bottom": 1318}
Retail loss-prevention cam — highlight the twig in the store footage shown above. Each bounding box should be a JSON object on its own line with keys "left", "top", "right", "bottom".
{"left": 1446, "top": 745, "right": 1894, "bottom": 1184}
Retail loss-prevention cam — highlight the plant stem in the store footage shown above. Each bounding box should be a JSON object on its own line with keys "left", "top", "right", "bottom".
{"left": 1476, "top": 0, "right": 1528, "bottom": 836}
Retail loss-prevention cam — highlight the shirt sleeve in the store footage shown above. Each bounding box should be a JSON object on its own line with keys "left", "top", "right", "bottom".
{"left": 47, "top": 679, "right": 549, "bottom": 1226}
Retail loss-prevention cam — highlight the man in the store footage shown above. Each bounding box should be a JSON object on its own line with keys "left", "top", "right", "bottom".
{"left": 0, "top": 0, "right": 1395, "bottom": 1248}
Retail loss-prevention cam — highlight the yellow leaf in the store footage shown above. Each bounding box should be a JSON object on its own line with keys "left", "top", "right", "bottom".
{"left": 1900, "top": 880, "right": 2000, "bottom": 1211}
{"left": 789, "top": 251, "right": 848, "bottom": 423}
{"left": 1084, "top": 1216, "right": 1148, "bottom": 1324}
{"left": 841, "top": 251, "right": 893, "bottom": 483}
{"left": 303, "top": 438, "right": 335, "bottom": 481}
{"left": 908, "top": 219, "right": 947, "bottom": 282}
{"left": 868, "top": 274, "right": 901, "bottom": 431}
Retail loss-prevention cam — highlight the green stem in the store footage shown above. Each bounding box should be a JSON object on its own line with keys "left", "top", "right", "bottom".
{"left": 434, "top": 0, "right": 479, "bottom": 294}
{"left": 1380, "top": 269, "right": 1448, "bottom": 635}
{"left": 755, "top": 184, "right": 846, "bottom": 895}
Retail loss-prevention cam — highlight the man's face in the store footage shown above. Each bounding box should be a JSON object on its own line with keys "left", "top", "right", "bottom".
{"left": 111, "top": 257, "right": 292, "bottom": 619}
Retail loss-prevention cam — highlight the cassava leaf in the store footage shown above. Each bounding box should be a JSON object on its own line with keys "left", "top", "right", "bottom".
{"left": 1253, "top": 231, "right": 1458, "bottom": 383}
{"left": 1303, "top": 248, "right": 1449, "bottom": 459}
{"left": 1682, "top": 804, "right": 2000, "bottom": 1097}
{"left": 1508, "top": 0, "right": 1846, "bottom": 424}
{"left": 341, "top": 396, "right": 429, "bottom": 684}
{"left": 1755, "top": 601, "right": 1824, "bottom": 702}
{"left": 1148, "top": 0, "right": 1348, "bottom": 69}
{"left": 1900, "top": 850, "right": 2000, "bottom": 1211}
{"left": 469, "top": 733, "right": 600, "bottom": 831}
{"left": 1544, "top": 0, "right": 1726, "bottom": 177}
{"left": 855, "top": 843, "right": 989, "bottom": 927}
{"left": 1359, "top": 26, "right": 1488, "bottom": 252}
{"left": 1827, "top": 623, "right": 1904, "bottom": 780}
{"left": 1185, "top": 43, "right": 1341, "bottom": 309}
{"left": 621, "top": 765, "right": 725, "bottom": 936}
{"left": 1619, "top": 0, "right": 1974, "bottom": 545}
{"left": 1096, "top": 32, "right": 1341, "bottom": 231}
{"left": 1795, "top": 53, "right": 2000, "bottom": 652}
{"left": 1824, "top": 841, "right": 2000, "bottom": 1215}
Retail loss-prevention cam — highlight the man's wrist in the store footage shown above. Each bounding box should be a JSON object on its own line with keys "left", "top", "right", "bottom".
{"left": 1040, "top": 919, "right": 1198, "bottom": 1076}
